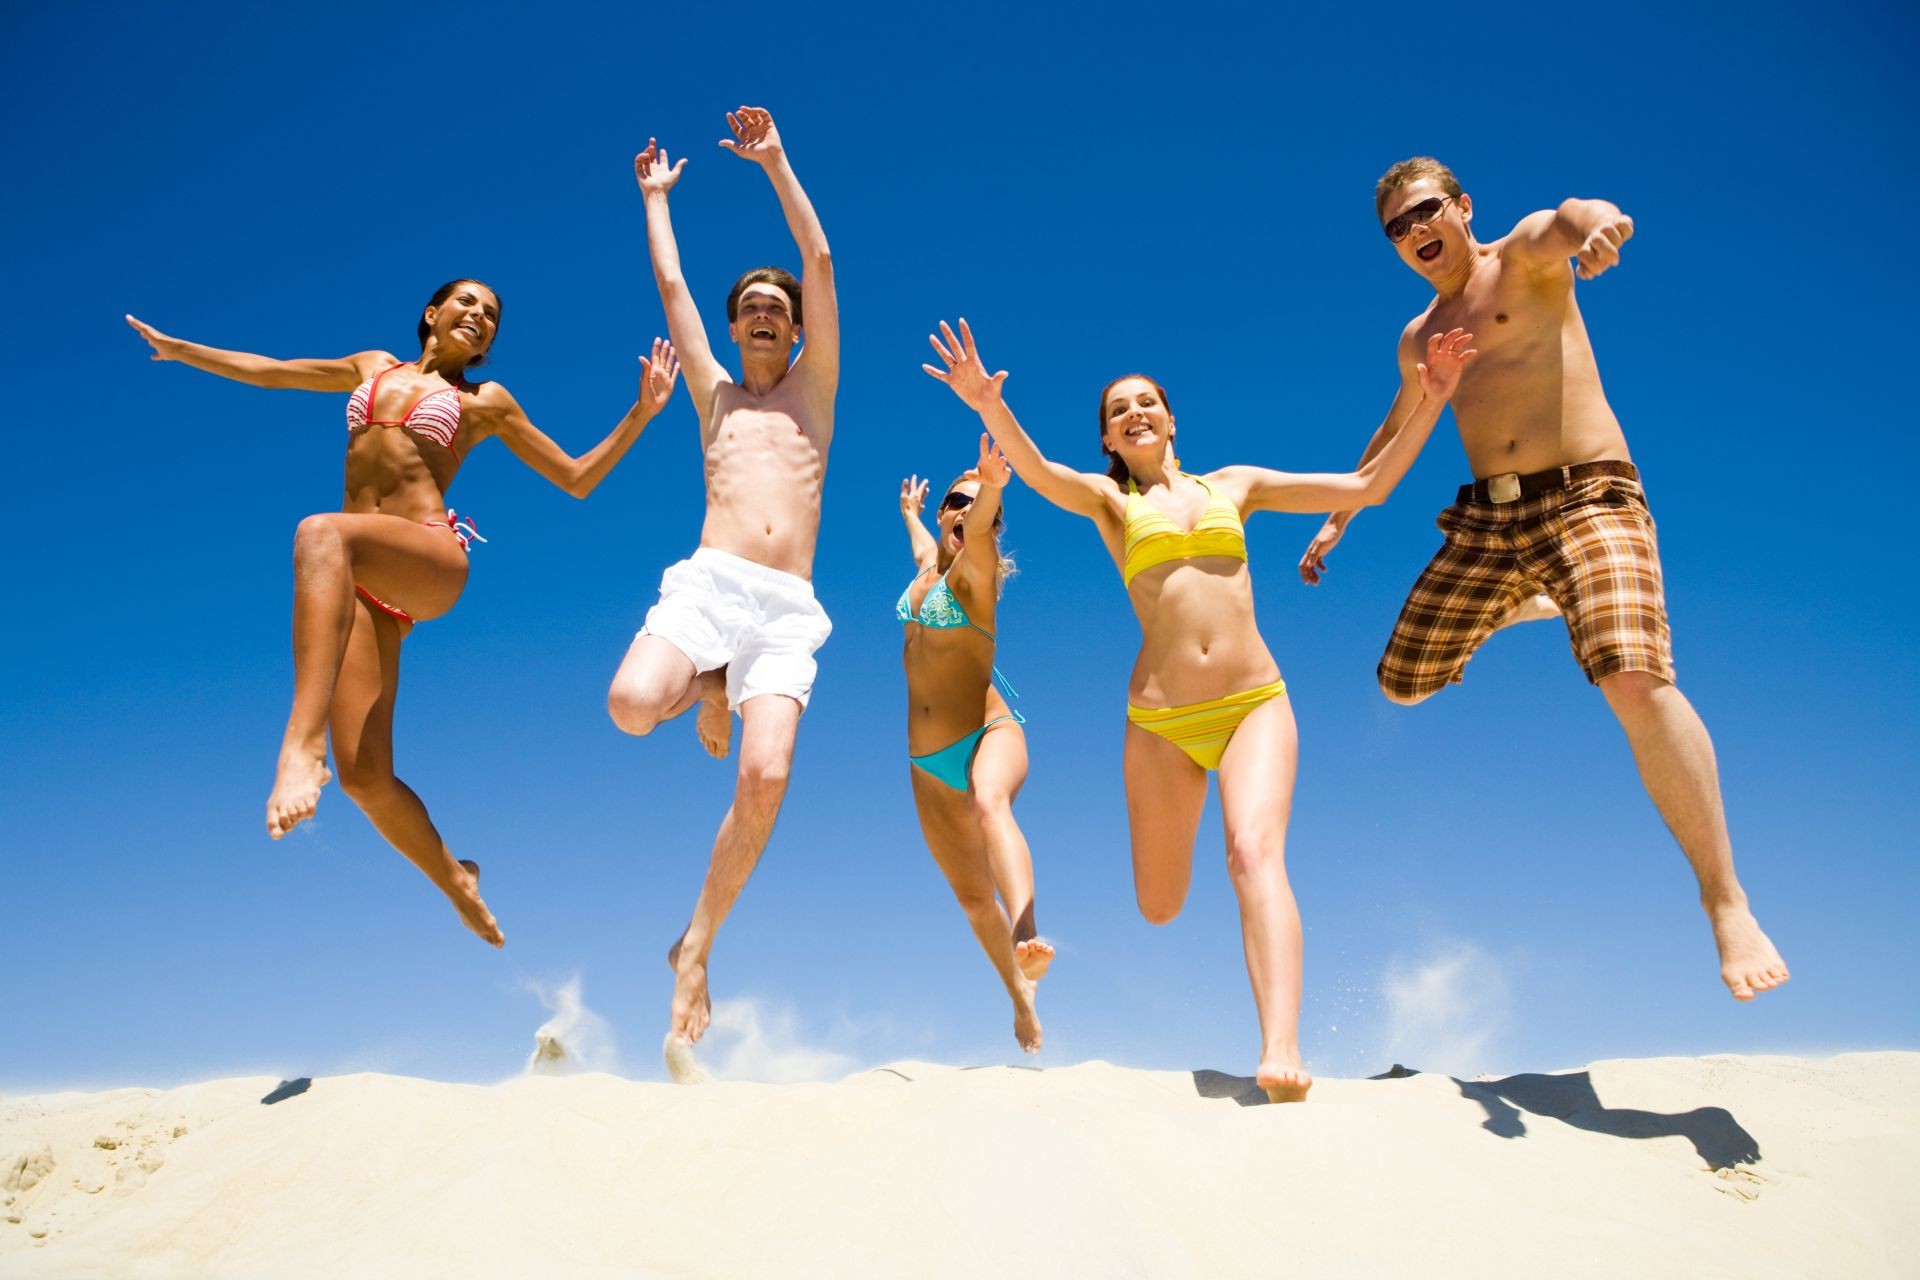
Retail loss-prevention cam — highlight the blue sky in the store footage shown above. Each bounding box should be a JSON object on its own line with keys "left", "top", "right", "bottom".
{"left": 3, "top": 0, "right": 1914, "bottom": 1091}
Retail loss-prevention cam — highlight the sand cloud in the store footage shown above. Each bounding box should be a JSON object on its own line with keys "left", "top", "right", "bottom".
{"left": 523, "top": 975, "right": 617, "bottom": 1076}
{"left": 700, "top": 998, "right": 859, "bottom": 1083}
{"left": 1381, "top": 941, "right": 1512, "bottom": 1078}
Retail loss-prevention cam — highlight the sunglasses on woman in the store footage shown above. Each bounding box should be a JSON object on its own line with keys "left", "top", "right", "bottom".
{"left": 939, "top": 491, "right": 975, "bottom": 513}
{"left": 1383, "top": 194, "right": 1457, "bottom": 243}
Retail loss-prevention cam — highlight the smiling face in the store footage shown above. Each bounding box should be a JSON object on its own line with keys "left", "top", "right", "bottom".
{"left": 1381, "top": 177, "right": 1474, "bottom": 281}
{"left": 1100, "top": 375, "right": 1176, "bottom": 472}
{"left": 728, "top": 282, "right": 799, "bottom": 357}
{"left": 422, "top": 282, "right": 500, "bottom": 365}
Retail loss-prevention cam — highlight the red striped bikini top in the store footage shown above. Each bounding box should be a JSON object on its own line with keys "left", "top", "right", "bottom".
{"left": 347, "top": 362, "right": 463, "bottom": 450}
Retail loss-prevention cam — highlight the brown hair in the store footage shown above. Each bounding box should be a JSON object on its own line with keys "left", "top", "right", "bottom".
{"left": 418, "top": 279, "right": 500, "bottom": 368}
{"left": 727, "top": 267, "right": 802, "bottom": 327}
{"left": 1097, "top": 373, "right": 1175, "bottom": 484}
{"left": 1374, "top": 157, "right": 1463, "bottom": 218}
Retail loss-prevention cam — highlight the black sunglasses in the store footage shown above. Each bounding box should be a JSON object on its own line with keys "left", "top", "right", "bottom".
{"left": 939, "top": 491, "right": 975, "bottom": 513}
{"left": 1383, "top": 195, "right": 1457, "bottom": 243}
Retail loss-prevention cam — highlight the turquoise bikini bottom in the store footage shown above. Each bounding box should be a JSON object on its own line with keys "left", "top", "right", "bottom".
{"left": 909, "top": 711, "right": 1027, "bottom": 793}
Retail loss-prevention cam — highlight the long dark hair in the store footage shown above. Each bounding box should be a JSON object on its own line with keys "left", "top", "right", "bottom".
{"left": 1098, "top": 373, "right": 1175, "bottom": 483}
{"left": 418, "top": 278, "right": 501, "bottom": 368}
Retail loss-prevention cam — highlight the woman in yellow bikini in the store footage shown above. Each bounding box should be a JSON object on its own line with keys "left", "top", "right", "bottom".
{"left": 925, "top": 318, "right": 1476, "bottom": 1100}
{"left": 897, "top": 434, "right": 1051, "bottom": 1053}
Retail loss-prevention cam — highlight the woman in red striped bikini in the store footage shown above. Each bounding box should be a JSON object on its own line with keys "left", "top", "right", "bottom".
{"left": 126, "top": 282, "right": 677, "bottom": 944}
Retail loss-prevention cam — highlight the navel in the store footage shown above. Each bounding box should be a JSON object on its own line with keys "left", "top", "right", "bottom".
{"left": 1496, "top": 313, "right": 1510, "bottom": 324}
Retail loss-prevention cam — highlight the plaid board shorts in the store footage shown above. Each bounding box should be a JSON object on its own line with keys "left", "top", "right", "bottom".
{"left": 1378, "top": 468, "right": 1675, "bottom": 700}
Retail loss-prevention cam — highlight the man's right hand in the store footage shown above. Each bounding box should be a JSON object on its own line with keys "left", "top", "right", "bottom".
{"left": 635, "top": 138, "right": 686, "bottom": 197}
{"left": 1299, "top": 517, "right": 1347, "bottom": 585}
{"left": 923, "top": 319, "right": 1009, "bottom": 413}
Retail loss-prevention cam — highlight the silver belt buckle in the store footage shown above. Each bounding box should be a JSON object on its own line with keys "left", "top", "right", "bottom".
{"left": 1486, "top": 472, "right": 1522, "bottom": 504}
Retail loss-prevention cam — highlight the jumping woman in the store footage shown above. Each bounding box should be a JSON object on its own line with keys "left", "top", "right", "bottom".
{"left": 126, "top": 283, "right": 678, "bottom": 945}
{"left": 897, "top": 434, "right": 1052, "bottom": 1052}
{"left": 925, "top": 318, "right": 1475, "bottom": 1099}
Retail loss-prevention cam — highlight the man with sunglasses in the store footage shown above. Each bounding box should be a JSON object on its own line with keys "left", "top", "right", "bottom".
{"left": 1299, "top": 157, "right": 1788, "bottom": 1002}
{"left": 609, "top": 107, "right": 840, "bottom": 1071}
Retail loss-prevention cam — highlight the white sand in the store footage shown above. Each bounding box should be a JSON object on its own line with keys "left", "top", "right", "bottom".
{"left": 2, "top": 1052, "right": 1914, "bottom": 1278}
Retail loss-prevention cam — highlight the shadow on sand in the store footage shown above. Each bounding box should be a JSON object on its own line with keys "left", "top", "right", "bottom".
{"left": 1189, "top": 1063, "right": 1761, "bottom": 1168}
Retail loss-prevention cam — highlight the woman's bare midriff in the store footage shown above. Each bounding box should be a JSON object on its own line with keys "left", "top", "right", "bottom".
{"left": 1125, "top": 558, "right": 1281, "bottom": 708}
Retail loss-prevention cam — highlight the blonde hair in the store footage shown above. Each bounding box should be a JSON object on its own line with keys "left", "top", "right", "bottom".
{"left": 942, "top": 474, "right": 1018, "bottom": 596}
{"left": 1374, "top": 157, "right": 1463, "bottom": 217}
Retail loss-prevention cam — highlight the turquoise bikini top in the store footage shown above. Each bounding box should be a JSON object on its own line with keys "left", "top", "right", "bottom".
{"left": 896, "top": 568, "right": 994, "bottom": 640}
{"left": 896, "top": 567, "right": 1017, "bottom": 699}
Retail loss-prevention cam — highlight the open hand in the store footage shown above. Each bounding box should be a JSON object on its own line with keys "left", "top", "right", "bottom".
{"left": 976, "top": 433, "right": 1011, "bottom": 489}
{"left": 1299, "top": 518, "right": 1345, "bottom": 585}
{"left": 638, "top": 338, "right": 679, "bottom": 414}
{"left": 718, "top": 106, "right": 783, "bottom": 166}
{"left": 125, "top": 314, "right": 180, "bottom": 361}
{"left": 900, "top": 474, "right": 930, "bottom": 519}
{"left": 922, "top": 319, "right": 1008, "bottom": 412}
{"left": 1416, "top": 327, "right": 1478, "bottom": 402}
{"left": 1575, "top": 213, "right": 1633, "bottom": 280}
{"left": 635, "top": 139, "right": 686, "bottom": 196}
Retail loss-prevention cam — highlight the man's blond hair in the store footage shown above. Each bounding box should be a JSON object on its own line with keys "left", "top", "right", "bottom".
{"left": 1374, "top": 157, "right": 1463, "bottom": 217}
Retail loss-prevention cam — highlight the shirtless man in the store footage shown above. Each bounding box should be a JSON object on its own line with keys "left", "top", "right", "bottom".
{"left": 608, "top": 107, "right": 838, "bottom": 1062}
{"left": 1300, "top": 158, "right": 1789, "bottom": 1001}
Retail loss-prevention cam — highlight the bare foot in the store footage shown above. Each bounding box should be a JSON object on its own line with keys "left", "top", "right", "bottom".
{"left": 1014, "top": 937, "right": 1055, "bottom": 982}
{"left": 266, "top": 750, "right": 331, "bottom": 839}
{"left": 448, "top": 860, "right": 504, "bottom": 947}
{"left": 1709, "top": 902, "right": 1789, "bottom": 1000}
{"left": 695, "top": 682, "right": 732, "bottom": 760}
{"left": 1011, "top": 973, "right": 1042, "bottom": 1053}
{"left": 667, "top": 939, "right": 712, "bottom": 1042}
{"left": 1258, "top": 1057, "right": 1312, "bottom": 1104}
{"left": 663, "top": 1032, "right": 713, "bottom": 1084}
{"left": 1494, "top": 591, "right": 1561, "bottom": 632}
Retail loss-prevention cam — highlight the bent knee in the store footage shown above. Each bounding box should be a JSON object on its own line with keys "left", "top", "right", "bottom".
{"left": 293, "top": 513, "right": 344, "bottom": 564}
{"left": 607, "top": 682, "right": 665, "bottom": 736}
{"left": 1136, "top": 895, "right": 1183, "bottom": 927}
{"left": 334, "top": 759, "right": 397, "bottom": 804}
{"left": 737, "top": 756, "right": 791, "bottom": 802}
{"left": 968, "top": 790, "right": 1013, "bottom": 827}
{"left": 1598, "top": 668, "right": 1671, "bottom": 707}
{"left": 1377, "top": 665, "right": 1440, "bottom": 706}
{"left": 1226, "top": 834, "right": 1286, "bottom": 882}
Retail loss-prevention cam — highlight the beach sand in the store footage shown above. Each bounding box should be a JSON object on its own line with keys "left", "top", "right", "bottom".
{"left": 2, "top": 1052, "right": 1913, "bottom": 1278}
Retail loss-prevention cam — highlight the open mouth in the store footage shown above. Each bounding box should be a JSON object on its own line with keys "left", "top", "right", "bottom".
{"left": 1416, "top": 240, "right": 1443, "bottom": 262}
{"left": 749, "top": 325, "right": 777, "bottom": 341}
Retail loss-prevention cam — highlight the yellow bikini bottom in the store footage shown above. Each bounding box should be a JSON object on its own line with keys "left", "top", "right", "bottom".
{"left": 1126, "top": 679, "right": 1289, "bottom": 771}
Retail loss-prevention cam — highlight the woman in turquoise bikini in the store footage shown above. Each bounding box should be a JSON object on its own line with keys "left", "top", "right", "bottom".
{"left": 926, "top": 318, "right": 1476, "bottom": 1099}
{"left": 897, "top": 433, "right": 1051, "bottom": 1053}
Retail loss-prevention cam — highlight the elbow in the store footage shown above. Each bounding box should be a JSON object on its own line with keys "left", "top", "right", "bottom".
{"left": 1350, "top": 476, "right": 1391, "bottom": 508}
{"left": 805, "top": 243, "right": 831, "bottom": 270}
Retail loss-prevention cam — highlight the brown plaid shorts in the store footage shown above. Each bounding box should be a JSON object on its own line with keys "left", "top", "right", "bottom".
{"left": 1378, "top": 466, "right": 1674, "bottom": 701}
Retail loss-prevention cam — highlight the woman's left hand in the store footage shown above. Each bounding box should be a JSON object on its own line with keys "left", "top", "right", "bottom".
{"left": 638, "top": 337, "right": 680, "bottom": 415}
{"left": 976, "top": 433, "right": 1012, "bottom": 489}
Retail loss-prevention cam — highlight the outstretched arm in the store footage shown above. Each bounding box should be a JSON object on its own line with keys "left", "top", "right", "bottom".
{"left": 923, "top": 319, "right": 1115, "bottom": 521}
{"left": 720, "top": 107, "right": 837, "bottom": 391}
{"left": 126, "top": 314, "right": 392, "bottom": 391}
{"left": 636, "top": 141, "right": 727, "bottom": 419}
{"left": 1504, "top": 198, "right": 1635, "bottom": 280}
{"left": 476, "top": 339, "right": 680, "bottom": 499}
{"left": 1228, "top": 328, "right": 1477, "bottom": 515}
{"left": 899, "top": 474, "right": 938, "bottom": 571}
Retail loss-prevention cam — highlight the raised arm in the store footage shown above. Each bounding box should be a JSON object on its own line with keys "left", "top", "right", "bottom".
{"left": 923, "top": 319, "right": 1115, "bottom": 521}
{"left": 1227, "top": 327, "right": 1475, "bottom": 517}
{"left": 1502, "top": 198, "right": 1635, "bottom": 280}
{"left": 126, "top": 314, "right": 391, "bottom": 391}
{"left": 636, "top": 141, "right": 727, "bottom": 419}
{"left": 720, "top": 107, "right": 837, "bottom": 391}
{"left": 953, "top": 433, "right": 1011, "bottom": 592}
{"left": 471, "top": 339, "right": 679, "bottom": 499}
{"left": 899, "top": 474, "right": 938, "bottom": 571}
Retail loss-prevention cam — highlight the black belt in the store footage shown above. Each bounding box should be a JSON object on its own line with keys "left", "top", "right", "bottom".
{"left": 1459, "top": 460, "right": 1638, "bottom": 505}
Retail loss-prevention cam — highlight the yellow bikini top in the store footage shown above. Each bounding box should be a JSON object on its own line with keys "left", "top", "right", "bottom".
{"left": 1121, "top": 475, "right": 1248, "bottom": 586}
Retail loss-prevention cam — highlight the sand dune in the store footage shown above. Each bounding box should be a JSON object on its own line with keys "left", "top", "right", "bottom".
{"left": 3, "top": 1053, "right": 1914, "bottom": 1278}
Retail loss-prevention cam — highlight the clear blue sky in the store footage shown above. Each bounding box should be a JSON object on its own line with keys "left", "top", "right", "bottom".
{"left": 3, "top": 0, "right": 1914, "bottom": 1091}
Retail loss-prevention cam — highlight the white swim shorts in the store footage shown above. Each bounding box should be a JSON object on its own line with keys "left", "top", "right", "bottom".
{"left": 639, "top": 548, "right": 833, "bottom": 710}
